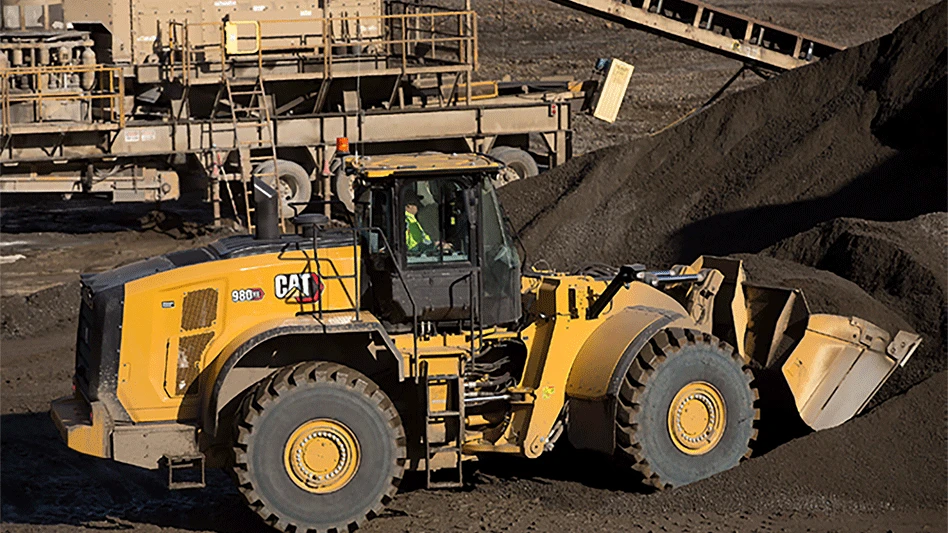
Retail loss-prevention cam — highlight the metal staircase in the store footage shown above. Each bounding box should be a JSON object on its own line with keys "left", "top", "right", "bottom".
{"left": 550, "top": 0, "right": 844, "bottom": 71}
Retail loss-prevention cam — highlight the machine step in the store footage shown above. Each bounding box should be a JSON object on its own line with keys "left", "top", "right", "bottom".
{"left": 162, "top": 454, "right": 206, "bottom": 490}
{"left": 427, "top": 410, "right": 461, "bottom": 418}
{"left": 421, "top": 363, "right": 465, "bottom": 489}
{"left": 429, "top": 445, "right": 461, "bottom": 453}
{"left": 426, "top": 480, "right": 464, "bottom": 489}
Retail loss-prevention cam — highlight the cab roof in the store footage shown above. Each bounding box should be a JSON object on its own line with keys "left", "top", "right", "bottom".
{"left": 345, "top": 153, "right": 500, "bottom": 178}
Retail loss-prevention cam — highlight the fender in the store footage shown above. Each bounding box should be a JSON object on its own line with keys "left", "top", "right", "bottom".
{"left": 201, "top": 312, "right": 404, "bottom": 436}
{"left": 565, "top": 305, "right": 692, "bottom": 455}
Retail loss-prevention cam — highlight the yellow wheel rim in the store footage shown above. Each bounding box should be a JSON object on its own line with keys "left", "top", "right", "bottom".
{"left": 667, "top": 381, "right": 726, "bottom": 455}
{"left": 283, "top": 419, "right": 360, "bottom": 493}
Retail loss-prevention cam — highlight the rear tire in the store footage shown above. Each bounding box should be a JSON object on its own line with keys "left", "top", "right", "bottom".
{"left": 615, "top": 329, "right": 759, "bottom": 489}
{"left": 489, "top": 146, "right": 539, "bottom": 184}
{"left": 232, "top": 362, "right": 406, "bottom": 532}
{"left": 253, "top": 160, "right": 312, "bottom": 215}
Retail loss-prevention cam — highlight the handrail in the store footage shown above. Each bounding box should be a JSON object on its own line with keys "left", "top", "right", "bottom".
{"left": 1, "top": 70, "right": 9, "bottom": 137}
{"left": 1, "top": 64, "right": 125, "bottom": 131}
{"left": 168, "top": 10, "right": 478, "bottom": 83}
{"left": 367, "top": 227, "right": 419, "bottom": 374}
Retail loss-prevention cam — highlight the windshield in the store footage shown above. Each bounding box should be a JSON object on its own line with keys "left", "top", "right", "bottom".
{"left": 402, "top": 178, "right": 471, "bottom": 265}
{"left": 481, "top": 179, "right": 520, "bottom": 300}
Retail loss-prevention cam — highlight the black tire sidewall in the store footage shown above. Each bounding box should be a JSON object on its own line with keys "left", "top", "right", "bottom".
{"left": 637, "top": 343, "right": 755, "bottom": 487}
{"left": 247, "top": 381, "right": 398, "bottom": 529}
{"left": 488, "top": 147, "right": 539, "bottom": 179}
{"left": 253, "top": 160, "right": 312, "bottom": 207}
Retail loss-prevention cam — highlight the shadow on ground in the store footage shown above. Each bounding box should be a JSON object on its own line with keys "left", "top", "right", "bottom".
{"left": 0, "top": 193, "right": 216, "bottom": 236}
{"left": 0, "top": 413, "right": 260, "bottom": 532}
{"left": 0, "top": 413, "right": 655, "bottom": 531}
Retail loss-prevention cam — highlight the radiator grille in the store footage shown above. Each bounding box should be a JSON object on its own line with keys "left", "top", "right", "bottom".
{"left": 180, "top": 288, "right": 218, "bottom": 331}
{"left": 175, "top": 332, "right": 214, "bottom": 394}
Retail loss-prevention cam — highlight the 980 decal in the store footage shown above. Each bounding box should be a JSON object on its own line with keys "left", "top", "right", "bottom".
{"left": 232, "top": 288, "right": 265, "bottom": 303}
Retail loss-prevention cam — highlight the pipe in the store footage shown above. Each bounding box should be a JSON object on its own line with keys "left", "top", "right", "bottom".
{"left": 253, "top": 177, "right": 280, "bottom": 240}
{"left": 464, "top": 393, "right": 511, "bottom": 405}
{"left": 645, "top": 273, "right": 704, "bottom": 287}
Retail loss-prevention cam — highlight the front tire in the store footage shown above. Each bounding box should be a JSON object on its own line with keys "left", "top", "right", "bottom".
{"left": 615, "top": 329, "right": 759, "bottom": 489}
{"left": 232, "top": 362, "right": 406, "bottom": 532}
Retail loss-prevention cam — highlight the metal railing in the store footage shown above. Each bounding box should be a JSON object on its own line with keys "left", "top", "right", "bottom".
{"left": 167, "top": 20, "right": 194, "bottom": 85}
{"left": 1, "top": 64, "right": 125, "bottom": 134}
{"left": 166, "top": 10, "right": 477, "bottom": 81}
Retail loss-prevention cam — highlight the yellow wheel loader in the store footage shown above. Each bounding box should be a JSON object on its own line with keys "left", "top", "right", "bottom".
{"left": 51, "top": 151, "right": 920, "bottom": 532}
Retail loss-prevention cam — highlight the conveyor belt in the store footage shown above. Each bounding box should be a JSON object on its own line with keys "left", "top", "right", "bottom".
{"left": 550, "top": 0, "right": 844, "bottom": 71}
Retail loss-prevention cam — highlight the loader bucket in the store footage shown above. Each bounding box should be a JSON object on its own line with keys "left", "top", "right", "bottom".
{"left": 691, "top": 256, "right": 922, "bottom": 431}
{"left": 781, "top": 316, "right": 920, "bottom": 430}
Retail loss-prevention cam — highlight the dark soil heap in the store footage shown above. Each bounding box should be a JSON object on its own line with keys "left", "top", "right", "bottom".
{"left": 501, "top": 1, "right": 946, "bottom": 269}
{"left": 499, "top": 1, "right": 947, "bottom": 401}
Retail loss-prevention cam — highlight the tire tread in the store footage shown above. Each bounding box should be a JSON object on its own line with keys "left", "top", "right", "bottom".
{"left": 231, "top": 362, "right": 406, "bottom": 533}
{"left": 614, "top": 328, "right": 760, "bottom": 490}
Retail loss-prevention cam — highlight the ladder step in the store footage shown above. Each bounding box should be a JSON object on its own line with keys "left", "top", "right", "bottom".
{"left": 230, "top": 90, "right": 264, "bottom": 96}
{"left": 240, "top": 140, "right": 273, "bottom": 146}
{"left": 225, "top": 79, "right": 261, "bottom": 86}
{"left": 427, "top": 480, "right": 463, "bottom": 489}
{"left": 429, "top": 445, "right": 461, "bottom": 453}
{"left": 428, "top": 410, "right": 461, "bottom": 418}
{"left": 163, "top": 454, "right": 206, "bottom": 490}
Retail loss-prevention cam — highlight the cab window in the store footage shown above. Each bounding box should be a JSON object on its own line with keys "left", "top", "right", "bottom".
{"left": 357, "top": 186, "right": 394, "bottom": 254}
{"left": 403, "top": 179, "right": 470, "bottom": 265}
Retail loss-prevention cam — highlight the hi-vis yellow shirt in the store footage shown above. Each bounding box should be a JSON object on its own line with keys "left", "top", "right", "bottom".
{"left": 406, "top": 211, "right": 431, "bottom": 250}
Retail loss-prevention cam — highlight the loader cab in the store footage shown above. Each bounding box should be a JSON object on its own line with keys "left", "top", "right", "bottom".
{"left": 352, "top": 153, "right": 521, "bottom": 330}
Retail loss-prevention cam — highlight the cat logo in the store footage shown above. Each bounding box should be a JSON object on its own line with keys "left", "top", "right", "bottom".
{"left": 274, "top": 273, "right": 323, "bottom": 304}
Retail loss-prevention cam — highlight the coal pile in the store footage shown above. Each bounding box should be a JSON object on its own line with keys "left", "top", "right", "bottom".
{"left": 735, "top": 254, "right": 914, "bottom": 342}
{"left": 500, "top": 2, "right": 947, "bottom": 400}
{"left": 494, "top": 4, "right": 947, "bottom": 519}
{"left": 501, "top": 1, "right": 946, "bottom": 269}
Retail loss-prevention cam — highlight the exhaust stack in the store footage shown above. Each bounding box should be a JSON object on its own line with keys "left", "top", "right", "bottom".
{"left": 253, "top": 177, "right": 280, "bottom": 240}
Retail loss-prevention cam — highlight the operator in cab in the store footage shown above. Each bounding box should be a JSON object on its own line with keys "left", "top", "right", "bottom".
{"left": 405, "top": 191, "right": 452, "bottom": 256}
